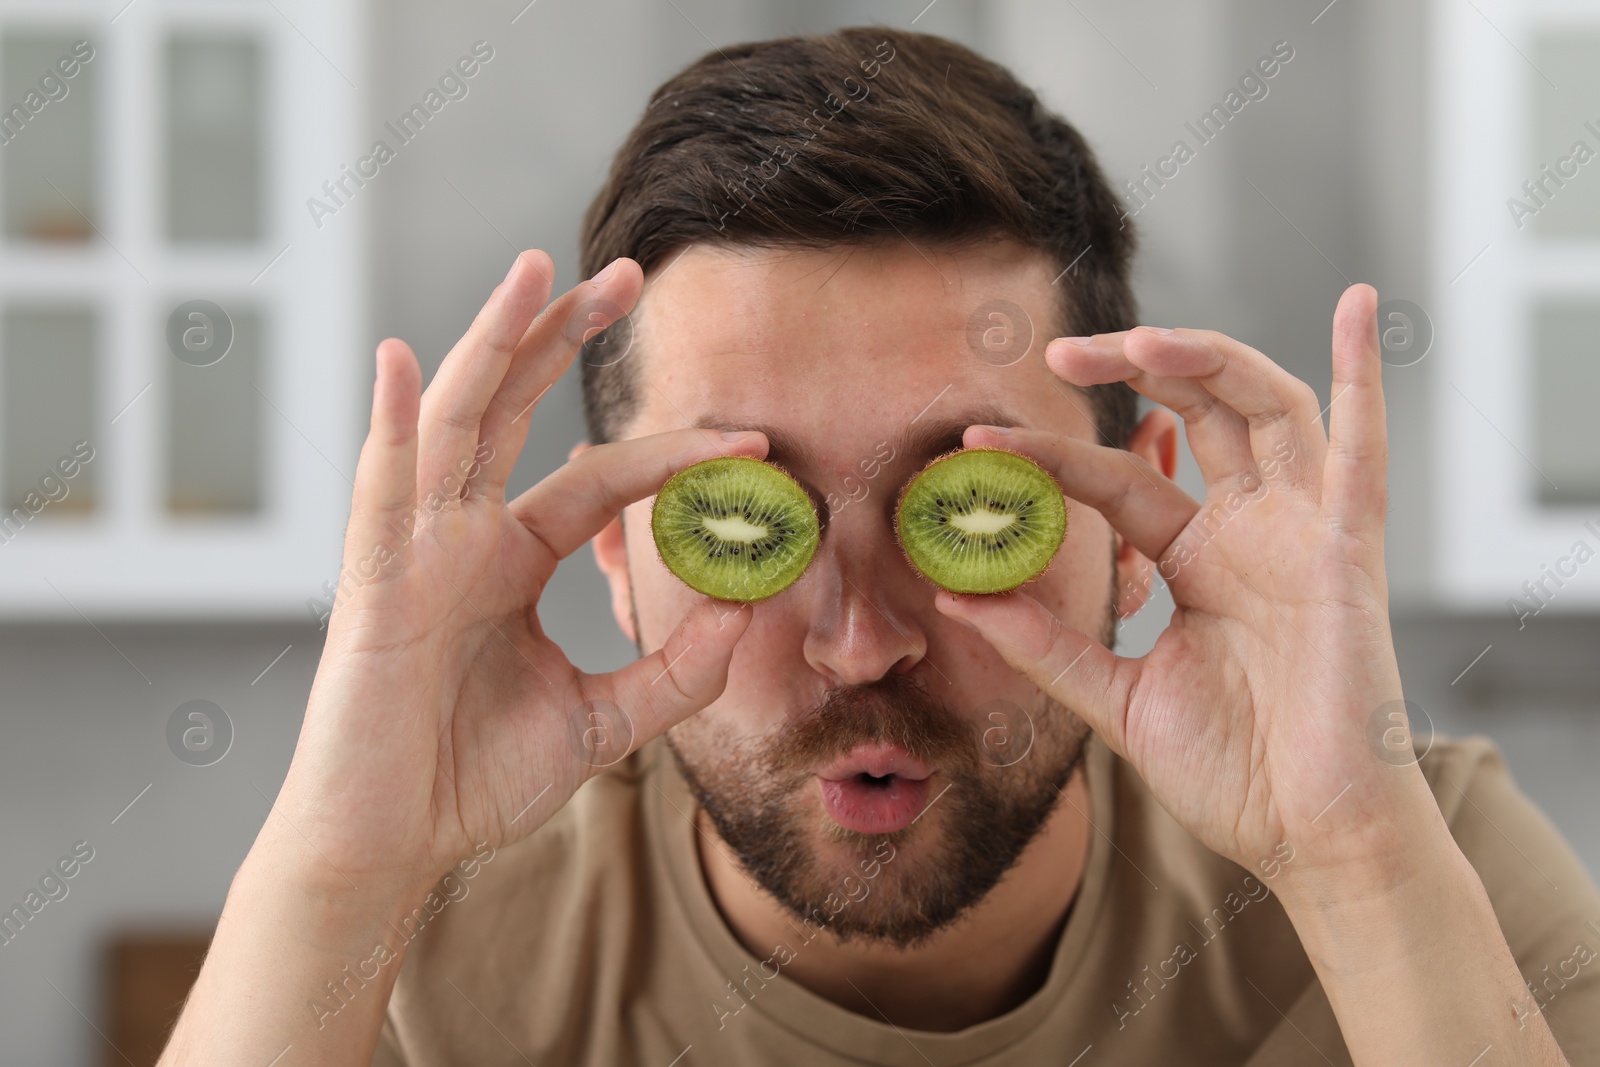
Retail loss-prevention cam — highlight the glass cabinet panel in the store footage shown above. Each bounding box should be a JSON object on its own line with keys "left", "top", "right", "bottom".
{"left": 2, "top": 306, "right": 97, "bottom": 518}
{"left": 1, "top": 34, "right": 98, "bottom": 242}
{"left": 165, "top": 37, "right": 262, "bottom": 243}
{"left": 1534, "top": 299, "right": 1600, "bottom": 506}
{"left": 167, "top": 306, "right": 262, "bottom": 514}
{"left": 1531, "top": 32, "right": 1600, "bottom": 239}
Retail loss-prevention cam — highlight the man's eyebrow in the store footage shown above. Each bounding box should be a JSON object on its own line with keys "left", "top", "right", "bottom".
{"left": 889, "top": 404, "right": 1024, "bottom": 467}
{"left": 689, "top": 416, "right": 823, "bottom": 476}
{"left": 691, "top": 403, "right": 1026, "bottom": 478}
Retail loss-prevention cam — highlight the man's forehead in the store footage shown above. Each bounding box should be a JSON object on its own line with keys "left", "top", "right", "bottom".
{"left": 636, "top": 239, "right": 1063, "bottom": 339}
{"left": 624, "top": 239, "right": 1092, "bottom": 451}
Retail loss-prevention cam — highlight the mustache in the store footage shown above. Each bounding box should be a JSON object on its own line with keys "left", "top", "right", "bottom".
{"left": 765, "top": 673, "right": 981, "bottom": 777}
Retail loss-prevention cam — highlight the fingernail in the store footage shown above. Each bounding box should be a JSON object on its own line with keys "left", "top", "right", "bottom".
{"left": 937, "top": 595, "right": 980, "bottom": 629}
{"left": 1058, "top": 336, "right": 1092, "bottom": 346}
{"left": 504, "top": 252, "right": 524, "bottom": 283}
{"left": 1140, "top": 325, "right": 1173, "bottom": 335}
{"left": 591, "top": 258, "right": 621, "bottom": 284}
{"left": 721, "top": 430, "right": 759, "bottom": 442}
{"left": 970, "top": 424, "right": 1010, "bottom": 435}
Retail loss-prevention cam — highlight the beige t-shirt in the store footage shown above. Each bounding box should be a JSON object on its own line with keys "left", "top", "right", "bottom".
{"left": 369, "top": 732, "right": 1600, "bottom": 1066}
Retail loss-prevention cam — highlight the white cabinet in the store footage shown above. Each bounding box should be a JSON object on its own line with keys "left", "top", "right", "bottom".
{"left": 0, "top": 0, "right": 365, "bottom": 618}
{"left": 1433, "top": 0, "right": 1600, "bottom": 611}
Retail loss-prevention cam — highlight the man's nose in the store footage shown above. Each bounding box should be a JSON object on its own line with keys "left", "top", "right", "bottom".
{"left": 801, "top": 531, "right": 929, "bottom": 687}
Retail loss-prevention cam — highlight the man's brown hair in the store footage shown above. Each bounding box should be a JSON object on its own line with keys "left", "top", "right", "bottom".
{"left": 577, "top": 26, "right": 1139, "bottom": 448}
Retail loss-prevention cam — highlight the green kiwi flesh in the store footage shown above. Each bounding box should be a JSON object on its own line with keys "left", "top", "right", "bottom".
{"left": 651, "top": 456, "right": 820, "bottom": 602}
{"left": 896, "top": 448, "right": 1067, "bottom": 594}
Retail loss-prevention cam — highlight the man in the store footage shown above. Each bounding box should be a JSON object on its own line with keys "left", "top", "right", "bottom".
{"left": 161, "top": 27, "right": 1600, "bottom": 1067}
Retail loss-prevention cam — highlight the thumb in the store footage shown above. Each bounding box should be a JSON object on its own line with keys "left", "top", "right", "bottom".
{"left": 588, "top": 597, "right": 755, "bottom": 757}
{"left": 935, "top": 590, "right": 1132, "bottom": 753}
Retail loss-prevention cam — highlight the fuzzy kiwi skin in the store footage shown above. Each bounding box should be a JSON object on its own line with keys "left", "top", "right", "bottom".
{"left": 894, "top": 447, "right": 1069, "bottom": 596}
{"left": 650, "top": 456, "right": 820, "bottom": 603}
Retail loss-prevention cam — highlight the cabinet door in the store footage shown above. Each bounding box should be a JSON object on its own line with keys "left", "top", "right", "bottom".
{"left": 1433, "top": 0, "right": 1600, "bottom": 609}
{"left": 0, "top": 2, "right": 364, "bottom": 618}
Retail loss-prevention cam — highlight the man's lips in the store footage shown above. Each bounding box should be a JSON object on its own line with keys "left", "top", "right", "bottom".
{"left": 814, "top": 744, "right": 935, "bottom": 834}
{"left": 813, "top": 744, "right": 932, "bottom": 783}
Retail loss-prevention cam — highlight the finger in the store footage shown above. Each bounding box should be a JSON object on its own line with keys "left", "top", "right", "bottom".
{"left": 962, "top": 424, "right": 1198, "bottom": 565}
{"left": 587, "top": 597, "right": 755, "bottom": 760}
{"left": 508, "top": 427, "right": 770, "bottom": 564}
{"left": 416, "top": 250, "right": 555, "bottom": 497}
{"left": 1053, "top": 352, "right": 1256, "bottom": 488}
{"left": 1324, "top": 284, "right": 1387, "bottom": 542}
{"left": 1049, "top": 328, "right": 1326, "bottom": 493}
{"left": 344, "top": 338, "right": 423, "bottom": 580}
{"left": 1132, "top": 380, "right": 1256, "bottom": 491}
{"left": 474, "top": 257, "right": 642, "bottom": 500}
{"left": 934, "top": 589, "right": 1136, "bottom": 755}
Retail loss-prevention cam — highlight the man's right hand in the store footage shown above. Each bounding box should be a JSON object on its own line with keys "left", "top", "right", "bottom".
{"left": 160, "top": 250, "right": 764, "bottom": 1066}
{"left": 281, "top": 248, "right": 765, "bottom": 899}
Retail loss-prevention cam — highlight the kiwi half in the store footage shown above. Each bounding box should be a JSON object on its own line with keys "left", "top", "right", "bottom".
{"left": 895, "top": 448, "right": 1068, "bottom": 594}
{"left": 651, "top": 456, "right": 820, "bottom": 602}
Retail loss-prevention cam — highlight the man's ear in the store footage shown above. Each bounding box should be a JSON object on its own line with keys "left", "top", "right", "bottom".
{"left": 1113, "top": 406, "right": 1180, "bottom": 619}
{"left": 573, "top": 440, "right": 638, "bottom": 645}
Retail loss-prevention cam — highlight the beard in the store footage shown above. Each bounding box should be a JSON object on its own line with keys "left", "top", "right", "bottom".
{"left": 634, "top": 539, "right": 1119, "bottom": 951}
{"left": 664, "top": 671, "right": 1094, "bottom": 949}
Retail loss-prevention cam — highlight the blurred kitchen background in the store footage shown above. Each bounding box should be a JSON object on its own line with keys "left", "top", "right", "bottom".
{"left": 1, "top": 0, "right": 1597, "bottom": 1061}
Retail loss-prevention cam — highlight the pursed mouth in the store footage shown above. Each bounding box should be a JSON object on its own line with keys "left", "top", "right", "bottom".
{"left": 813, "top": 743, "right": 933, "bottom": 784}
{"left": 812, "top": 744, "right": 937, "bottom": 834}
{"left": 816, "top": 773, "right": 934, "bottom": 835}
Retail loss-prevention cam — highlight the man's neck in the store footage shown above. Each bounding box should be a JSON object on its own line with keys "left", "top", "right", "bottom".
{"left": 693, "top": 765, "right": 1094, "bottom": 1032}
